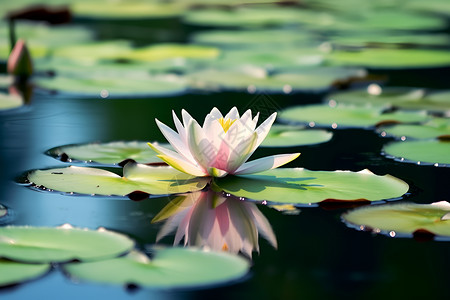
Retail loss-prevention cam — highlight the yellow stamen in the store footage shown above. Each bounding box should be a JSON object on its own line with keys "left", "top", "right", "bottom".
{"left": 218, "top": 117, "right": 236, "bottom": 133}
{"left": 222, "top": 243, "right": 229, "bottom": 251}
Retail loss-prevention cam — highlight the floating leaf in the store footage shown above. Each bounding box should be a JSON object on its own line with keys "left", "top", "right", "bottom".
{"left": 0, "top": 260, "right": 50, "bottom": 287}
{"left": 383, "top": 140, "right": 450, "bottom": 166}
{"left": 327, "top": 86, "right": 450, "bottom": 112}
{"left": 328, "top": 48, "right": 450, "bottom": 68}
{"left": 188, "top": 67, "right": 365, "bottom": 93}
{"left": 342, "top": 201, "right": 450, "bottom": 238}
{"left": 0, "top": 226, "right": 134, "bottom": 263}
{"left": 126, "top": 43, "right": 220, "bottom": 62}
{"left": 279, "top": 104, "right": 429, "bottom": 129}
{"left": 261, "top": 125, "right": 333, "bottom": 147}
{"left": 27, "top": 164, "right": 209, "bottom": 196}
{"left": 47, "top": 141, "right": 170, "bottom": 165}
{"left": 378, "top": 118, "right": 450, "bottom": 140}
{"left": 34, "top": 73, "right": 187, "bottom": 98}
{"left": 0, "top": 91, "right": 23, "bottom": 111}
{"left": 71, "top": 1, "right": 184, "bottom": 19}
{"left": 214, "top": 168, "right": 408, "bottom": 205}
{"left": 191, "top": 29, "right": 319, "bottom": 49}
{"left": 64, "top": 248, "right": 249, "bottom": 288}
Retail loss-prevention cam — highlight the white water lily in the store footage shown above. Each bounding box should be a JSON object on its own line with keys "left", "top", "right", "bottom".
{"left": 148, "top": 107, "right": 300, "bottom": 177}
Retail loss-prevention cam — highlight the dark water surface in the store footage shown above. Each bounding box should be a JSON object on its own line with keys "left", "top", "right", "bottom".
{"left": 1, "top": 87, "right": 449, "bottom": 299}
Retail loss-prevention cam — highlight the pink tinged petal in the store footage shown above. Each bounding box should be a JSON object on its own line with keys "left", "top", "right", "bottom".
{"left": 155, "top": 119, "right": 190, "bottom": 157}
{"left": 172, "top": 111, "right": 188, "bottom": 144}
{"left": 174, "top": 207, "right": 195, "bottom": 245}
{"left": 226, "top": 132, "right": 258, "bottom": 173}
{"left": 188, "top": 197, "right": 216, "bottom": 247}
{"left": 156, "top": 210, "right": 187, "bottom": 242}
{"left": 227, "top": 199, "right": 259, "bottom": 254}
{"left": 243, "top": 202, "right": 278, "bottom": 249}
{"left": 181, "top": 109, "right": 194, "bottom": 128}
{"left": 187, "top": 119, "right": 217, "bottom": 170}
{"left": 203, "top": 107, "right": 223, "bottom": 128}
{"left": 254, "top": 112, "right": 277, "bottom": 150}
{"left": 234, "top": 153, "right": 301, "bottom": 175}
{"left": 225, "top": 106, "right": 240, "bottom": 120}
{"left": 148, "top": 142, "right": 206, "bottom": 176}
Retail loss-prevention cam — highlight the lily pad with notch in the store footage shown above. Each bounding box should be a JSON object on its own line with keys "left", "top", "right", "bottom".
{"left": 383, "top": 140, "right": 450, "bottom": 166}
{"left": 47, "top": 141, "right": 170, "bottom": 165}
{"left": 261, "top": 124, "right": 333, "bottom": 147}
{"left": 342, "top": 201, "right": 450, "bottom": 239}
{"left": 0, "top": 260, "right": 50, "bottom": 287}
{"left": 279, "top": 104, "right": 429, "bottom": 129}
{"left": 27, "top": 163, "right": 209, "bottom": 196}
{"left": 214, "top": 168, "right": 408, "bottom": 205}
{"left": 0, "top": 226, "right": 134, "bottom": 263}
{"left": 63, "top": 247, "right": 250, "bottom": 289}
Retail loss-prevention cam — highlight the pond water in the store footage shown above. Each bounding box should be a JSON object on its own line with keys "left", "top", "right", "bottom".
{"left": 1, "top": 1, "right": 450, "bottom": 299}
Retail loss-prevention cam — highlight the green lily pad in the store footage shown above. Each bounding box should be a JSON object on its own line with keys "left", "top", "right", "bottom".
{"left": 64, "top": 248, "right": 249, "bottom": 288}
{"left": 191, "top": 29, "right": 319, "bottom": 49}
{"left": 71, "top": 1, "right": 184, "bottom": 19}
{"left": 406, "top": 0, "right": 450, "bottom": 16}
{"left": 215, "top": 168, "right": 408, "bottom": 205}
{"left": 328, "top": 48, "right": 450, "bottom": 69}
{"left": 328, "top": 32, "right": 450, "bottom": 48}
{"left": 27, "top": 164, "right": 209, "bottom": 196}
{"left": 378, "top": 118, "right": 450, "bottom": 140}
{"left": 126, "top": 43, "right": 220, "bottom": 62}
{"left": 188, "top": 67, "right": 365, "bottom": 93}
{"left": 383, "top": 140, "right": 450, "bottom": 166}
{"left": 279, "top": 104, "right": 429, "bottom": 129}
{"left": 327, "top": 86, "right": 450, "bottom": 112}
{"left": 0, "top": 260, "right": 50, "bottom": 287}
{"left": 183, "top": 7, "right": 308, "bottom": 28}
{"left": 342, "top": 201, "right": 450, "bottom": 238}
{"left": 47, "top": 141, "right": 169, "bottom": 165}
{"left": 34, "top": 73, "right": 187, "bottom": 98}
{"left": 0, "top": 91, "right": 23, "bottom": 111}
{"left": 0, "top": 226, "right": 134, "bottom": 263}
{"left": 261, "top": 125, "right": 333, "bottom": 147}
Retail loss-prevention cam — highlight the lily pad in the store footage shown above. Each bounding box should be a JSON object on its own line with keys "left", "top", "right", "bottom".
{"left": 47, "top": 141, "right": 170, "bottom": 165}
{"left": 27, "top": 164, "right": 209, "bottom": 196}
{"left": 327, "top": 86, "right": 450, "bottom": 112}
{"left": 214, "top": 168, "right": 408, "bottom": 205}
{"left": 64, "top": 248, "right": 250, "bottom": 288}
{"left": 261, "top": 125, "right": 333, "bottom": 147}
{"left": 126, "top": 43, "right": 220, "bottom": 62}
{"left": 191, "top": 29, "right": 319, "bottom": 49}
{"left": 0, "top": 91, "right": 23, "bottom": 111}
{"left": 0, "top": 260, "right": 50, "bottom": 287}
{"left": 378, "top": 118, "right": 450, "bottom": 140}
{"left": 0, "top": 226, "right": 134, "bottom": 263}
{"left": 34, "top": 73, "right": 187, "bottom": 98}
{"left": 342, "top": 201, "right": 450, "bottom": 238}
{"left": 328, "top": 48, "right": 450, "bottom": 69}
{"left": 279, "top": 104, "right": 429, "bottom": 129}
{"left": 71, "top": 1, "right": 184, "bottom": 19}
{"left": 188, "top": 67, "right": 366, "bottom": 93}
{"left": 383, "top": 140, "right": 450, "bottom": 166}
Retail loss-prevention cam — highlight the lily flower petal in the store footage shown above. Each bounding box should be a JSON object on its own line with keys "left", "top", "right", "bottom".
{"left": 234, "top": 153, "right": 300, "bottom": 175}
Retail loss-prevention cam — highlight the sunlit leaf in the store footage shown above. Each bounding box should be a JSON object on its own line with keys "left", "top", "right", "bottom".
{"left": 327, "top": 87, "right": 450, "bottom": 112}
{"left": 126, "top": 43, "right": 220, "bottom": 62}
{"left": 342, "top": 201, "right": 450, "bottom": 238}
{"left": 0, "top": 226, "right": 134, "bottom": 263}
{"left": 47, "top": 141, "right": 170, "bottom": 165}
{"left": 64, "top": 248, "right": 250, "bottom": 288}
{"left": 215, "top": 168, "right": 408, "bottom": 205}
{"left": 378, "top": 118, "right": 450, "bottom": 140}
{"left": 279, "top": 104, "right": 429, "bottom": 129}
{"left": 261, "top": 125, "right": 332, "bottom": 147}
{"left": 0, "top": 260, "right": 50, "bottom": 287}
{"left": 27, "top": 164, "right": 209, "bottom": 196}
{"left": 383, "top": 140, "right": 450, "bottom": 166}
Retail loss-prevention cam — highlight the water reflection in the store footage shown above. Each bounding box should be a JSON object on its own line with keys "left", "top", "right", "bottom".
{"left": 152, "top": 189, "right": 277, "bottom": 257}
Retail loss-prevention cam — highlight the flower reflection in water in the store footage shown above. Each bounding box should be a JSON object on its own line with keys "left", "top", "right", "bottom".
{"left": 152, "top": 190, "right": 277, "bottom": 257}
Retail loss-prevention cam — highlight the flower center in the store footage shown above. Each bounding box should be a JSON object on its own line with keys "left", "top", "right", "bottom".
{"left": 218, "top": 117, "right": 236, "bottom": 133}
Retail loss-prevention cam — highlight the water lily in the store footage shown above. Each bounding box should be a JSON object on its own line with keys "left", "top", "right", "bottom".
{"left": 152, "top": 190, "right": 277, "bottom": 257}
{"left": 148, "top": 107, "right": 300, "bottom": 177}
